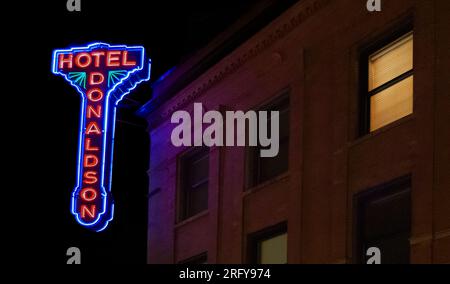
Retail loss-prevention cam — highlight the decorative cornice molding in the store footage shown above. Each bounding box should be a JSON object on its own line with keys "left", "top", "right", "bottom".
{"left": 410, "top": 234, "right": 433, "bottom": 246}
{"left": 146, "top": 0, "right": 331, "bottom": 130}
{"left": 410, "top": 229, "right": 450, "bottom": 245}
{"left": 435, "top": 229, "right": 450, "bottom": 240}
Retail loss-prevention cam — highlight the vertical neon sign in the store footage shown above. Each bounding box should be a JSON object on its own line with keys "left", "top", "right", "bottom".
{"left": 52, "top": 43, "right": 151, "bottom": 232}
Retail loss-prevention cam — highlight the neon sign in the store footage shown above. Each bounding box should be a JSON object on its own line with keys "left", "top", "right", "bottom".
{"left": 52, "top": 43, "right": 151, "bottom": 231}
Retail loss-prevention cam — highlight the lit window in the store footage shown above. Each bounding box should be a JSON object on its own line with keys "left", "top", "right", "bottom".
{"left": 258, "top": 232, "right": 287, "bottom": 264}
{"left": 249, "top": 223, "right": 288, "bottom": 264}
{"left": 365, "top": 32, "right": 413, "bottom": 132}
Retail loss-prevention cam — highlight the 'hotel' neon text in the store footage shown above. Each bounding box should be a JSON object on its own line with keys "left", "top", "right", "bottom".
{"left": 52, "top": 43, "right": 151, "bottom": 232}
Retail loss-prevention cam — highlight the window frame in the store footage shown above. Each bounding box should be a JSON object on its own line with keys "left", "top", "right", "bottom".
{"left": 359, "top": 25, "right": 414, "bottom": 136}
{"left": 247, "top": 222, "right": 288, "bottom": 264}
{"left": 177, "top": 147, "right": 210, "bottom": 222}
{"left": 178, "top": 252, "right": 208, "bottom": 264}
{"left": 353, "top": 175, "right": 412, "bottom": 264}
{"left": 246, "top": 93, "right": 290, "bottom": 188}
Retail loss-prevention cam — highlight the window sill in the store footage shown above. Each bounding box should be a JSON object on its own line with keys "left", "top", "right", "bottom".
{"left": 175, "top": 210, "right": 209, "bottom": 229}
{"left": 243, "top": 172, "right": 290, "bottom": 198}
{"left": 350, "top": 114, "right": 415, "bottom": 148}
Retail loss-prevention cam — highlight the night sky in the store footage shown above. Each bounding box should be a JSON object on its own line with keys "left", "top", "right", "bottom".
{"left": 10, "top": 0, "right": 264, "bottom": 264}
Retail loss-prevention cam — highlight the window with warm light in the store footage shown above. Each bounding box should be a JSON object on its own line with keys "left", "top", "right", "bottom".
{"left": 363, "top": 32, "right": 413, "bottom": 133}
{"left": 248, "top": 223, "right": 287, "bottom": 264}
{"left": 257, "top": 232, "right": 287, "bottom": 264}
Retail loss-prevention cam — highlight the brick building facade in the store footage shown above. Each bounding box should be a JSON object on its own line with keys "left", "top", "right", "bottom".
{"left": 138, "top": 0, "right": 450, "bottom": 264}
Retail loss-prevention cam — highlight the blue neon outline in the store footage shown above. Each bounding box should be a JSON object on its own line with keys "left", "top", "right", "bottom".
{"left": 51, "top": 42, "right": 151, "bottom": 231}
{"left": 108, "top": 70, "right": 128, "bottom": 87}
{"left": 68, "top": 72, "right": 87, "bottom": 89}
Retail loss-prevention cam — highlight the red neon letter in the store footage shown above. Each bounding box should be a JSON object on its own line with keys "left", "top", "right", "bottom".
{"left": 83, "top": 171, "right": 98, "bottom": 184}
{"left": 87, "top": 105, "right": 102, "bottom": 119}
{"left": 107, "top": 51, "right": 121, "bottom": 67}
{"left": 81, "top": 204, "right": 97, "bottom": 218}
{"left": 89, "top": 72, "right": 104, "bottom": 86}
{"left": 80, "top": 188, "right": 98, "bottom": 202}
{"left": 91, "top": 51, "right": 105, "bottom": 67}
{"left": 58, "top": 53, "right": 73, "bottom": 69}
{"left": 122, "top": 51, "right": 137, "bottom": 66}
{"left": 75, "top": 52, "right": 92, "bottom": 68}
{"left": 83, "top": 154, "right": 99, "bottom": 167}
{"left": 85, "top": 138, "right": 99, "bottom": 151}
{"left": 86, "top": 122, "right": 102, "bottom": 135}
{"left": 87, "top": 88, "right": 104, "bottom": 102}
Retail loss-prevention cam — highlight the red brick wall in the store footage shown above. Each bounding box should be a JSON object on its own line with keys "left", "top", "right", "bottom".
{"left": 144, "top": 0, "right": 450, "bottom": 263}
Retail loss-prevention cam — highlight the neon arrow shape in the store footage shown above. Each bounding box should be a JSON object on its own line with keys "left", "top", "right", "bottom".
{"left": 52, "top": 42, "right": 151, "bottom": 232}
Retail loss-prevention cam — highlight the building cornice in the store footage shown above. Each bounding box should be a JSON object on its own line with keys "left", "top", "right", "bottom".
{"left": 140, "top": 0, "right": 330, "bottom": 129}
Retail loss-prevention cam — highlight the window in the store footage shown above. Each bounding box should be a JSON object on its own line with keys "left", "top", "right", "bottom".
{"left": 248, "top": 223, "right": 287, "bottom": 264}
{"left": 178, "top": 252, "right": 208, "bottom": 264}
{"left": 361, "top": 32, "right": 413, "bottom": 133}
{"left": 354, "top": 176, "right": 411, "bottom": 264}
{"left": 248, "top": 94, "right": 289, "bottom": 187}
{"left": 178, "top": 147, "right": 209, "bottom": 221}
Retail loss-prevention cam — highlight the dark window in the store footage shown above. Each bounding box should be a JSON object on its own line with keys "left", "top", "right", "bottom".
{"left": 178, "top": 147, "right": 209, "bottom": 221}
{"left": 360, "top": 30, "right": 413, "bottom": 135}
{"left": 354, "top": 176, "right": 411, "bottom": 264}
{"left": 248, "top": 94, "right": 289, "bottom": 187}
{"left": 248, "top": 222, "right": 287, "bottom": 264}
{"left": 178, "top": 252, "right": 208, "bottom": 264}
